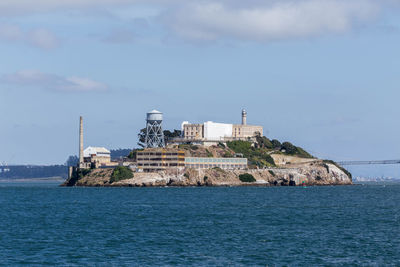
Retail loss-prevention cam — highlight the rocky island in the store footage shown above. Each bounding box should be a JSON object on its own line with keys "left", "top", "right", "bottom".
{"left": 62, "top": 138, "right": 352, "bottom": 187}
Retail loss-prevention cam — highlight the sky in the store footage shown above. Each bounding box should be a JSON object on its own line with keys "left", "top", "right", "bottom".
{"left": 1, "top": 0, "right": 400, "bottom": 177}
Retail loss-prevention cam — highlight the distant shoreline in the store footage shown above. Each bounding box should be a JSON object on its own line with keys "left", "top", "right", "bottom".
{"left": 0, "top": 177, "right": 65, "bottom": 182}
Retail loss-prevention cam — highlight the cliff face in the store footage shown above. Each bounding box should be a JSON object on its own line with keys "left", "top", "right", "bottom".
{"left": 62, "top": 161, "right": 352, "bottom": 187}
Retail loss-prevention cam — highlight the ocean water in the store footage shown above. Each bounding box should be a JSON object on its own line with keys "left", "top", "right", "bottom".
{"left": 0, "top": 182, "right": 399, "bottom": 266}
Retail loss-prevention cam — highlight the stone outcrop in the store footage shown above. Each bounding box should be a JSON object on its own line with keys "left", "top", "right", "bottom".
{"left": 62, "top": 160, "right": 352, "bottom": 187}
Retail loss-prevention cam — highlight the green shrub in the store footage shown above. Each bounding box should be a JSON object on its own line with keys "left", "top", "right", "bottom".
{"left": 263, "top": 154, "right": 275, "bottom": 165}
{"left": 280, "top": 142, "right": 313, "bottom": 158}
{"left": 281, "top": 142, "right": 296, "bottom": 154}
{"left": 178, "top": 144, "right": 198, "bottom": 150}
{"left": 255, "top": 135, "right": 274, "bottom": 149}
{"left": 295, "top": 146, "right": 313, "bottom": 158}
{"left": 239, "top": 173, "right": 256, "bottom": 183}
{"left": 271, "top": 139, "right": 282, "bottom": 149}
{"left": 227, "top": 140, "right": 275, "bottom": 167}
{"left": 206, "top": 149, "right": 213, "bottom": 157}
{"left": 227, "top": 140, "right": 252, "bottom": 154}
{"left": 223, "top": 151, "right": 233, "bottom": 158}
{"left": 110, "top": 166, "right": 133, "bottom": 183}
{"left": 268, "top": 170, "right": 276, "bottom": 176}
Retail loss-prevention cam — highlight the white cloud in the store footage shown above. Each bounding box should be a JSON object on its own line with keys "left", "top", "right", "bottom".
{"left": 1, "top": 70, "right": 108, "bottom": 92}
{"left": 0, "top": 0, "right": 391, "bottom": 43}
{"left": 0, "top": 24, "right": 59, "bottom": 49}
{"left": 162, "top": 0, "right": 380, "bottom": 42}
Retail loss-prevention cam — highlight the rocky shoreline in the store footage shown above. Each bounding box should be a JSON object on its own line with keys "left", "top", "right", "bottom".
{"left": 62, "top": 160, "right": 352, "bottom": 187}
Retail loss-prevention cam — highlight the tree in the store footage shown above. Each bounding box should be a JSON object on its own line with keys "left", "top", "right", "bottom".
{"left": 255, "top": 133, "right": 273, "bottom": 149}
{"left": 65, "top": 155, "right": 79, "bottom": 166}
{"left": 271, "top": 139, "right": 282, "bottom": 149}
{"left": 137, "top": 128, "right": 146, "bottom": 148}
{"left": 163, "top": 129, "right": 182, "bottom": 142}
{"left": 281, "top": 142, "right": 296, "bottom": 154}
{"left": 110, "top": 166, "right": 133, "bottom": 183}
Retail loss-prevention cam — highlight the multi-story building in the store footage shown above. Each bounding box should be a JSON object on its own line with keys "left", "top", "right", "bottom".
{"left": 136, "top": 149, "right": 185, "bottom": 172}
{"left": 182, "top": 123, "right": 204, "bottom": 140}
{"left": 182, "top": 109, "right": 263, "bottom": 142}
{"left": 136, "top": 148, "right": 248, "bottom": 172}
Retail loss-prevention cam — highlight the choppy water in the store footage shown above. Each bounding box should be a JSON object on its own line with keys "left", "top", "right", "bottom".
{"left": 0, "top": 182, "right": 399, "bottom": 266}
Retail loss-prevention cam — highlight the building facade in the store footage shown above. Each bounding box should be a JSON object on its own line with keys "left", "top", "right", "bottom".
{"left": 183, "top": 123, "right": 204, "bottom": 140}
{"left": 83, "top": 146, "right": 112, "bottom": 167}
{"left": 136, "top": 149, "right": 185, "bottom": 172}
{"left": 185, "top": 157, "right": 248, "bottom": 170}
{"left": 232, "top": 124, "right": 263, "bottom": 139}
{"left": 136, "top": 149, "right": 248, "bottom": 172}
{"left": 182, "top": 109, "right": 263, "bottom": 142}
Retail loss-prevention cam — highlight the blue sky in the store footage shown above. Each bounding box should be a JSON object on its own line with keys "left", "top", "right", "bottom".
{"left": 1, "top": 0, "right": 400, "bottom": 177}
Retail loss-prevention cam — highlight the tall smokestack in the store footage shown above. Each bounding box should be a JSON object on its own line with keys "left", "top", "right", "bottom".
{"left": 79, "top": 116, "right": 84, "bottom": 164}
{"left": 242, "top": 109, "right": 247, "bottom": 125}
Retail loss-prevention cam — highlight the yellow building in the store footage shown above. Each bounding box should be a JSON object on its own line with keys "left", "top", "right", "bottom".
{"left": 136, "top": 149, "right": 185, "bottom": 172}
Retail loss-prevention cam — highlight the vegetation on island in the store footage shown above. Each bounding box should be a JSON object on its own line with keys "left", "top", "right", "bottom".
{"left": 226, "top": 140, "right": 276, "bottom": 168}
{"left": 178, "top": 144, "right": 199, "bottom": 150}
{"left": 110, "top": 166, "right": 133, "bottom": 183}
{"left": 255, "top": 134, "right": 313, "bottom": 158}
{"left": 239, "top": 173, "right": 256, "bottom": 183}
{"left": 225, "top": 133, "right": 314, "bottom": 169}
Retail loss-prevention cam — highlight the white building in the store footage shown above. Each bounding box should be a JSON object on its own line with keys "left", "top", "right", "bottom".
{"left": 84, "top": 147, "right": 111, "bottom": 166}
{"left": 84, "top": 147, "right": 111, "bottom": 158}
{"left": 203, "top": 121, "right": 233, "bottom": 140}
{"left": 182, "top": 110, "right": 263, "bottom": 143}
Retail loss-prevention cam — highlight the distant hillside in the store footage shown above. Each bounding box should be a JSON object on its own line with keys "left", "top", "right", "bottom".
{"left": 0, "top": 165, "right": 68, "bottom": 179}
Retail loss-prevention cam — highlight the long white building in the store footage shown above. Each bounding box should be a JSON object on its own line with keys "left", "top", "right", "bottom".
{"left": 182, "top": 109, "right": 263, "bottom": 142}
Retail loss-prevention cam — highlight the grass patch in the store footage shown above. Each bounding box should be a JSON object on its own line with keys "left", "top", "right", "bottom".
{"left": 223, "top": 151, "right": 233, "bottom": 158}
{"left": 110, "top": 166, "right": 133, "bottom": 183}
{"left": 239, "top": 173, "right": 256, "bottom": 183}
{"left": 227, "top": 140, "right": 276, "bottom": 168}
{"left": 178, "top": 144, "right": 199, "bottom": 150}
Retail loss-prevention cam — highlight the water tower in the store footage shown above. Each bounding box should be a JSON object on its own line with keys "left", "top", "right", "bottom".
{"left": 145, "top": 110, "right": 165, "bottom": 148}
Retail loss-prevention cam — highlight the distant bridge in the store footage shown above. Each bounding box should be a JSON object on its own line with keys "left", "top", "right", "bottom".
{"left": 337, "top": 160, "right": 400, "bottom": 166}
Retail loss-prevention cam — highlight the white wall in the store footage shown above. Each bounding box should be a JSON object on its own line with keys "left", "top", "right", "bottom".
{"left": 204, "top": 121, "right": 232, "bottom": 140}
